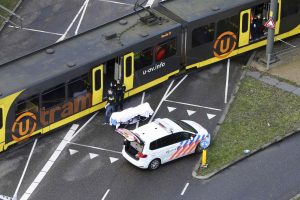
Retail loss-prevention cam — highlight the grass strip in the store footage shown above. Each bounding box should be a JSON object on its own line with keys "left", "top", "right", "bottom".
{"left": 198, "top": 77, "right": 300, "bottom": 176}
{"left": 0, "top": 0, "right": 20, "bottom": 26}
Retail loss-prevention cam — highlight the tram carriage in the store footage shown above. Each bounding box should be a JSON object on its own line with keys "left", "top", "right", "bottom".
{"left": 0, "top": 0, "right": 299, "bottom": 152}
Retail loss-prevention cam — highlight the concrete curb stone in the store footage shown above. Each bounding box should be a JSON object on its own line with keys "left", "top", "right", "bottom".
{"left": 276, "top": 82, "right": 297, "bottom": 92}
{"left": 292, "top": 88, "right": 300, "bottom": 96}
{"left": 0, "top": 0, "right": 23, "bottom": 33}
{"left": 259, "top": 75, "right": 280, "bottom": 86}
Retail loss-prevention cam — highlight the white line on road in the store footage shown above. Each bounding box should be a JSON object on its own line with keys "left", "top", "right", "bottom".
{"left": 276, "top": 37, "right": 297, "bottom": 48}
{"left": 20, "top": 124, "right": 79, "bottom": 200}
{"left": 136, "top": 92, "right": 145, "bottom": 129}
{"left": 56, "top": 0, "right": 88, "bottom": 43}
{"left": 13, "top": 139, "right": 38, "bottom": 200}
{"left": 68, "top": 141, "right": 122, "bottom": 154}
{"left": 75, "top": 0, "right": 90, "bottom": 35}
{"left": 97, "top": 0, "right": 134, "bottom": 6}
{"left": 70, "top": 112, "right": 98, "bottom": 141}
{"left": 224, "top": 59, "right": 230, "bottom": 104}
{"left": 164, "top": 99, "right": 222, "bottom": 111}
{"left": 164, "top": 75, "right": 188, "bottom": 99}
{"left": 149, "top": 80, "right": 174, "bottom": 122}
{"left": 101, "top": 189, "right": 110, "bottom": 200}
{"left": 8, "top": 25, "right": 63, "bottom": 36}
{"left": 180, "top": 182, "right": 189, "bottom": 195}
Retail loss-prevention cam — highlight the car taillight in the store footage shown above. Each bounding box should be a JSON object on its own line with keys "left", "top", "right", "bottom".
{"left": 136, "top": 152, "right": 147, "bottom": 158}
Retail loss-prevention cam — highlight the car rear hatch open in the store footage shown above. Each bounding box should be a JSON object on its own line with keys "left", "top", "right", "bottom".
{"left": 116, "top": 128, "right": 146, "bottom": 160}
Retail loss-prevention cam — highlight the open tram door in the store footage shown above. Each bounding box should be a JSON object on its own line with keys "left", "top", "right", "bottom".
{"left": 238, "top": 0, "right": 281, "bottom": 47}
{"left": 123, "top": 52, "right": 134, "bottom": 97}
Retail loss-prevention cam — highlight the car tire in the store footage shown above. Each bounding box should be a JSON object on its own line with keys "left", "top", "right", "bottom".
{"left": 148, "top": 159, "right": 161, "bottom": 170}
{"left": 195, "top": 143, "right": 203, "bottom": 154}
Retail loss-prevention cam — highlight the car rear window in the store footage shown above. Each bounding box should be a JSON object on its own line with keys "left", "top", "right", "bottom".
{"left": 173, "top": 120, "right": 197, "bottom": 133}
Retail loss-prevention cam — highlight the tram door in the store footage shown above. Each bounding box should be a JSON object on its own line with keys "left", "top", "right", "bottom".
{"left": 123, "top": 52, "right": 134, "bottom": 94}
{"left": 92, "top": 65, "right": 104, "bottom": 106}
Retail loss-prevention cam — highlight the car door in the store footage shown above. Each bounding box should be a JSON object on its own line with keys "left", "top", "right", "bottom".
{"left": 169, "top": 132, "right": 195, "bottom": 160}
{"left": 152, "top": 134, "right": 178, "bottom": 164}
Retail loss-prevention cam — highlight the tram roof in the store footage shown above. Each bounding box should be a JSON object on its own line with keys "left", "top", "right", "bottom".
{"left": 0, "top": 9, "right": 178, "bottom": 97}
{"left": 163, "top": 0, "right": 260, "bottom": 22}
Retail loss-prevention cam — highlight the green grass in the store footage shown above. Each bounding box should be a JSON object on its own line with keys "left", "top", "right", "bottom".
{"left": 0, "top": 0, "right": 20, "bottom": 27}
{"left": 198, "top": 77, "right": 300, "bottom": 176}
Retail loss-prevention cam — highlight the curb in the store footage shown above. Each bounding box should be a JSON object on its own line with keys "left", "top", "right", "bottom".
{"left": 290, "top": 193, "right": 300, "bottom": 200}
{"left": 0, "top": 0, "right": 23, "bottom": 33}
{"left": 192, "top": 69, "right": 300, "bottom": 180}
{"left": 192, "top": 70, "right": 246, "bottom": 180}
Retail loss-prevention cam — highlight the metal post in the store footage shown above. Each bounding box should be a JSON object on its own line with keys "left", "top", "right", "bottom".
{"left": 201, "top": 149, "right": 207, "bottom": 167}
{"left": 266, "top": 0, "right": 278, "bottom": 70}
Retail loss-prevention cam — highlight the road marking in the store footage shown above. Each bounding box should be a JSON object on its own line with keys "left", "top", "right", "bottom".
{"left": 225, "top": 59, "right": 230, "bottom": 104}
{"left": 109, "top": 157, "right": 119, "bottom": 164}
{"left": 165, "top": 99, "right": 222, "bottom": 111}
{"left": 207, "top": 113, "right": 216, "bottom": 120}
{"left": 70, "top": 112, "right": 98, "bottom": 141}
{"left": 20, "top": 124, "right": 79, "bottom": 200}
{"left": 89, "top": 153, "right": 99, "bottom": 159}
{"left": 165, "top": 75, "right": 188, "bottom": 99}
{"left": 101, "top": 189, "right": 110, "bottom": 200}
{"left": 8, "top": 25, "right": 63, "bottom": 36}
{"left": 56, "top": 0, "right": 89, "bottom": 42}
{"left": 75, "top": 0, "right": 90, "bottom": 35}
{"left": 167, "top": 106, "right": 176, "bottom": 112}
{"left": 145, "top": 0, "right": 155, "bottom": 7}
{"left": 97, "top": 0, "right": 134, "bottom": 6}
{"left": 187, "top": 110, "right": 196, "bottom": 116}
{"left": 69, "top": 149, "right": 79, "bottom": 155}
{"left": 136, "top": 92, "right": 145, "bottom": 129}
{"left": 275, "top": 37, "right": 297, "bottom": 48}
{"left": 13, "top": 139, "right": 38, "bottom": 200}
{"left": 180, "top": 182, "right": 189, "bottom": 195}
{"left": 0, "top": 194, "right": 12, "bottom": 200}
{"left": 149, "top": 80, "right": 174, "bottom": 122}
{"left": 68, "top": 141, "right": 122, "bottom": 154}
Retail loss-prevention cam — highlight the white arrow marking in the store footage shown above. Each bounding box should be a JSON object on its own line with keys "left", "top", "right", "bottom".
{"left": 0, "top": 194, "right": 12, "bottom": 200}
{"left": 207, "top": 114, "right": 216, "bottom": 120}
{"left": 69, "top": 149, "right": 78, "bottom": 155}
{"left": 109, "top": 157, "right": 119, "bottom": 164}
{"left": 89, "top": 153, "right": 99, "bottom": 159}
{"left": 187, "top": 110, "right": 196, "bottom": 116}
{"left": 167, "top": 106, "right": 176, "bottom": 113}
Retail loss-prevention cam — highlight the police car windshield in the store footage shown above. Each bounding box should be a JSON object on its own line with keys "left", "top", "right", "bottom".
{"left": 173, "top": 120, "right": 196, "bottom": 133}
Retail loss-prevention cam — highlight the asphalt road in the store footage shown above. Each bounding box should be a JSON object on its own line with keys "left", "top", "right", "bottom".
{"left": 1, "top": 0, "right": 300, "bottom": 200}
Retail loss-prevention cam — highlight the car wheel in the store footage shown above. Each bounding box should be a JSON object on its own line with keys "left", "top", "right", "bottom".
{"left": 195, "top": 143, "right": 203, "bottom": 154}
{"left": 148, "top": 159, "right": 160, "bottom": 170}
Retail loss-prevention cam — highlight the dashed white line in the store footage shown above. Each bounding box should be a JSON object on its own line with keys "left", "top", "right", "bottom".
{"left": 225, "top": 59, "right": 230, "bottom": 104}
{"left": 68, "top": 141, "right": 122, "bottom": 154}
{"left": 97, "top": 0, "right": 134, "bottom": 6}
{"left": 101, "top": 189, "right": 110, "bottom": 200}
{"left": 180, "top": 182, "right": 189, "bottom": 196}
{"left": 136, "top": 92, "right": 145, "bottom": 128}
{"left": 8, "top": 25, "right": 63, "bottom": 36}
{"left": 164, "top": 99, "right": 222, "bottom": 111}
{"left": 13, "top": 139, "right": 38, "bottom": 200}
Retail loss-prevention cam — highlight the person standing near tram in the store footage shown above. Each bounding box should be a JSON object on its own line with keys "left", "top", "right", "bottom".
{"left": 115, "top": 79, "right": 126, "bottom": 111}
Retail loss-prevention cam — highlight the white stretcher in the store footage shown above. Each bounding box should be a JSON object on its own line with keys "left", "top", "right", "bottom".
{"left": 109, "top": 102, "right": 154, "bottom": 128}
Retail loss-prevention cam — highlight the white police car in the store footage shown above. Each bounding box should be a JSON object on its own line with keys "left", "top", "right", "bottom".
{"left": 116, "top": 118, "right": 211, "bottom": 170}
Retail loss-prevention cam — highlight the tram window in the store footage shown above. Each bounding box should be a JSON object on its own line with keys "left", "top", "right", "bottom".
{"left": 192, "top": 23, "right": 215, "bottom": 48}
{"left": 95, "top": 69, "right": 101, "bottom": 91}
{"left": 282, "top": 0, "right": 299, "bottom": 17}
{"left": 126, "top": 57, "right": 132, "bottom": 77}
{"left": 42, "top": 84, "right": 66, "bottom": 109}
{"left": 155, "top": 38, "right": 176, "bottom": 61}
{"left": 16, "top": 95, "right": 39, "bottom": 115}
{"left": 242, "top": 13, "right": 249, "bottom": 33}
{"left": 68, "top": 74, "right": 90, "bottom": 98}
{"left": 0, "top": 108, "right": 2, "bottom": 129}
{"left": 217, "top": 15, "right": 239, "bottom": 37}
{"left": 134, "top": 48, "right": 153, "bottom": 71}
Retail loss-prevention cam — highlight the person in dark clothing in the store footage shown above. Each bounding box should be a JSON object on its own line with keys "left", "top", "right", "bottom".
{"left": 115, "top": 79, "right": 126, "bottom": 111}
{"left": 251, "top": 13, "right": 264, "bottom": 40}
{"left": 104, "top": 88, "right": 116, "bottom": 125}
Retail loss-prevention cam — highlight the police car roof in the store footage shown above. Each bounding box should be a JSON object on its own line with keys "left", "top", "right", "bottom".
{"left": 133, "top": 118, "right": 182, "bottom": 142}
